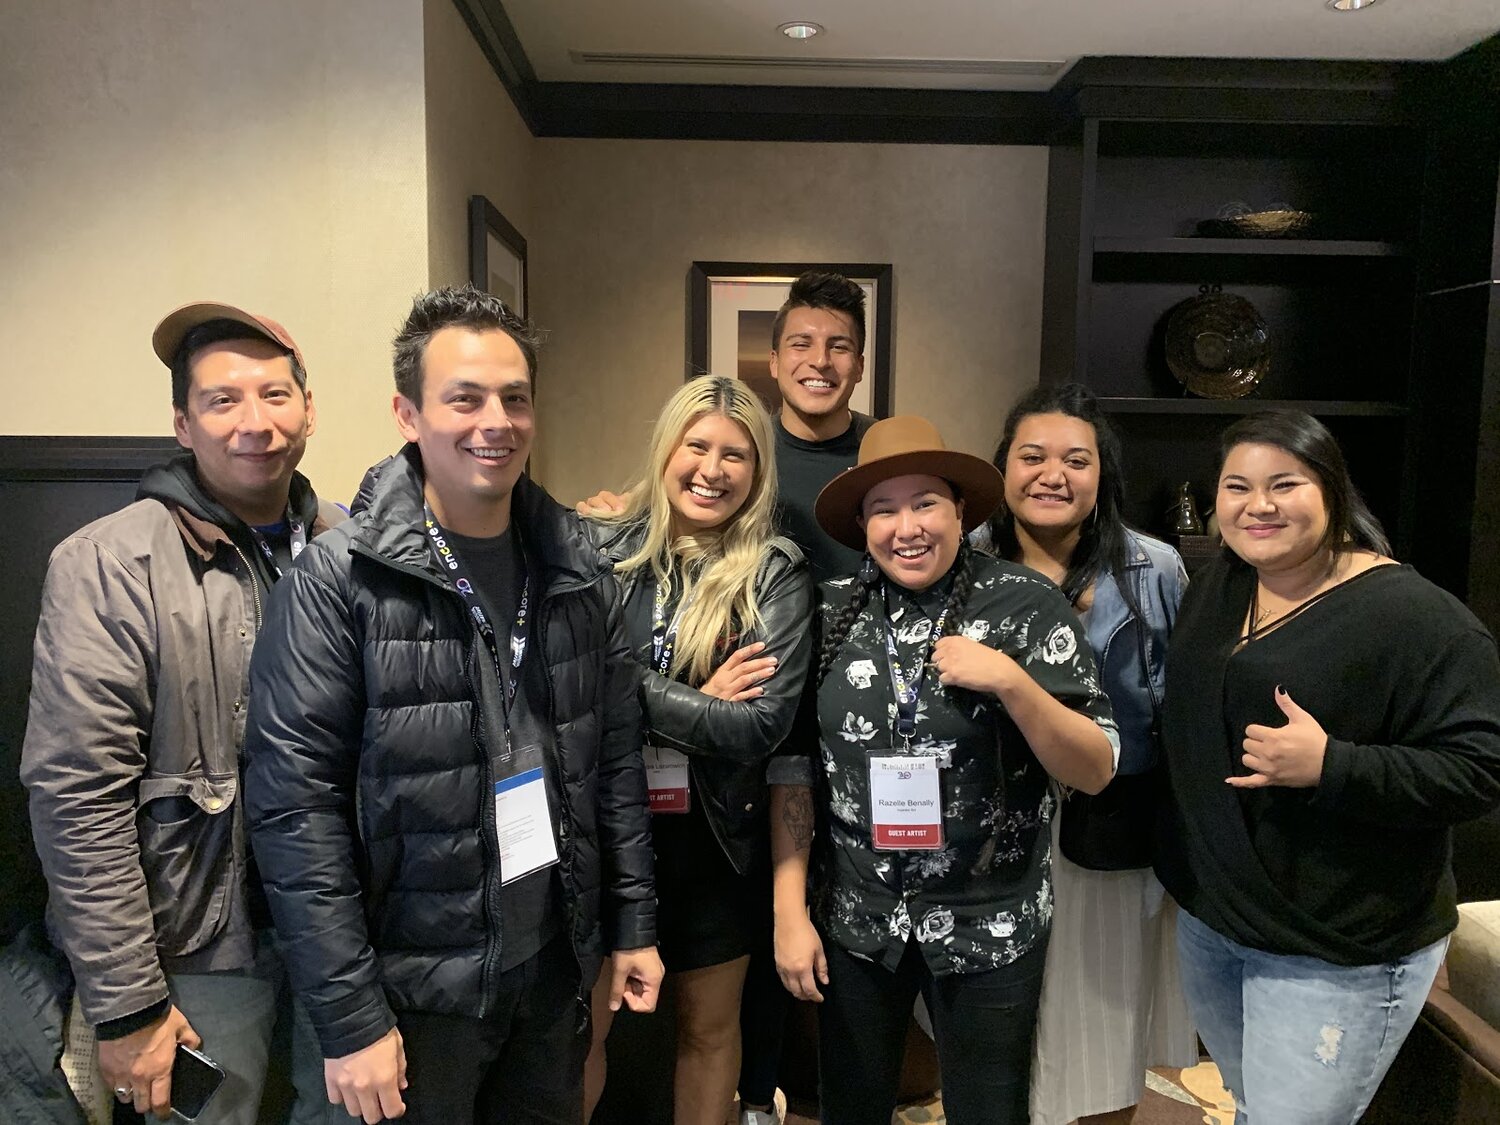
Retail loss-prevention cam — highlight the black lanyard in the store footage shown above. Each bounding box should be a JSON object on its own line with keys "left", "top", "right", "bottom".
{"left": 651, "top": 577, "right": 684, "bottom": 677}
{"left": 883, "top": 584, "right": 951, "bottom": 746}
{"left": 247, "top": 516, "right": 308, "bottom": 580}
{"left": 423, "top": 505, "right": 529, "bottom": 707}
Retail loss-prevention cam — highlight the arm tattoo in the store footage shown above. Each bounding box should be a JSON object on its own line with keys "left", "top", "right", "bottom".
{"left": 782, "top": 786, "right": 815, "bottom": 852}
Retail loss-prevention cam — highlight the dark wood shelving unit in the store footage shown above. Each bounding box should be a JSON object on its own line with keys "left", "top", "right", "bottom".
{"left": 1092, "top": 237, "right": 1406, "bottom": 258}
{"left": 1041, "top": 85, "right": 1428, "bottom": 552}
{"left": 1039, "top": 47, "right": 1500, "bottom": 627}
{"left": 1095, "top": 397, "right": 1409, "bottom": 417}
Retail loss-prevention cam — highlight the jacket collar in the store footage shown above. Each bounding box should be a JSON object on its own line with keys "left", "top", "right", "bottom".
{"left": 349, "top": 444, "right": 611, "bottom": 594}
{"left": 154, "top": 465, "right": 334, "bottom": 564}
{"left": 1120, "top": 529, "right": 1153, "bottom": 572}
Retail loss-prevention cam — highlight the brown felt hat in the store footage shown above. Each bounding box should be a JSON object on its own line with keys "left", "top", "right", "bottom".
{"left": 151, "top": 302, "right": 304, "bottom": 369}
{"left": 814, "top": 415, "right": 1006, "bottom": 550}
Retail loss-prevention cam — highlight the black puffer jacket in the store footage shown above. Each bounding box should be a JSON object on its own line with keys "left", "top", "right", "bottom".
{"left": 244, "top": 447, "right": 654, "bottom": 1059}
{"left": 0, "top": 926, "right": 88, "bottom": 1125}
{"left": 589, "top": 518, "right": 812, "bottom": 874}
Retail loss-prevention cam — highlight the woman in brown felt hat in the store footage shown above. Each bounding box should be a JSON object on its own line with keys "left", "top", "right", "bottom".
{"left": 767, "top": 415, "right": 1119, "bottom": 1125}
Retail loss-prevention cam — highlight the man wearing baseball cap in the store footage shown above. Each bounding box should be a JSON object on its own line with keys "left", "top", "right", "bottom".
{"left": 21, "top": 302, "right": 343, "bottom": 1123}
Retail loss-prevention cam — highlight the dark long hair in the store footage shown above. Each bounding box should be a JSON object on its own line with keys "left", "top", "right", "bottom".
{"left": 986, "top": 383, "right": 1140, "bottom": 616}
{"left": 1219, "top": 410, "right": 1390, "bottom": 557}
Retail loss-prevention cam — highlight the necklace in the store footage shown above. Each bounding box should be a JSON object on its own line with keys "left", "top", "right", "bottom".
{"left": 1245, "top": 564, "right": 1347, "bottom": 643}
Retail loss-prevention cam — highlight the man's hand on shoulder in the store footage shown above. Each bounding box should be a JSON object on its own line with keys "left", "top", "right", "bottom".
{"left": 99, "top": 1004, "right": 200, "bottom": 1120}
{"left": 325, "top": 1026, "right": 408, "bottom": 1122}
{"left": 609, "top": 946, "right": 665, "bottom": 1013}
{"left": 575, "top": 489, "right": 628, "bottom": 518}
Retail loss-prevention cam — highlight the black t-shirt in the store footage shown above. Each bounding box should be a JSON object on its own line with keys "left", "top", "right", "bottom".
{"left": 773, "top": 412, "right": 874, "bottom": 585}
{"left": 446, "top": 527, "right": 560, "bottom": 971}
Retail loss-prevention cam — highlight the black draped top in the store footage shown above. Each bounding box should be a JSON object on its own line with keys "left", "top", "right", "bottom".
{"left": 1156, "top": 555, "right": 1500, "bottom": 965}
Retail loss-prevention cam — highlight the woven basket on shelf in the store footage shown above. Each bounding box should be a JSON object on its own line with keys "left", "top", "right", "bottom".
{"left": 1226, "top": 208, "right": 1313, "bottom": 238}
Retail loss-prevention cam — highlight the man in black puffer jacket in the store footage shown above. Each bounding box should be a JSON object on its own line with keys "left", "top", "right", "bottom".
{"left": 243, "top": 287, "right": 662, "bottom": 1125}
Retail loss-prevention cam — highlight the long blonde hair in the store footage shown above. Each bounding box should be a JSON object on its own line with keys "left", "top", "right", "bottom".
{"left": 606, "top": 376, "right": 780, "bottom": 685}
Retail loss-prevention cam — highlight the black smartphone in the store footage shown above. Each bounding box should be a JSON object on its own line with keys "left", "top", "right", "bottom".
{"left": 171, "top": 1044, "right": 226, "bottom": 1121}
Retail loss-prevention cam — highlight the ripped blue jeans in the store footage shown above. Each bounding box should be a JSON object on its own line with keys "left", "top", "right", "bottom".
{"left": 1176, "top": 909, "right": 1446, "bottom": 1125}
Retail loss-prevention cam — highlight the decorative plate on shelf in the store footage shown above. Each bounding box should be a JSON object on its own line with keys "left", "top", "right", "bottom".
{"left": 1164, "top": 286, "right": 1269, "bottom": 399}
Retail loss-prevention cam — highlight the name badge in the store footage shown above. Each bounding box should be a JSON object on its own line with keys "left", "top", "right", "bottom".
{"left": 494, "top": 766, "right": 559, "bottom": 884}
{"left": 644, "top": 746, "right": 691, "bottom": 814}
{"left": 868, "top": 754, "right": 943, "bottom": 850}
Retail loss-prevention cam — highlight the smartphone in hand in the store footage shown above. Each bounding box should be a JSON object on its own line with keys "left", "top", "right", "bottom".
{"left": 171, "top": 1044, "right": 226, "bottom": 1121}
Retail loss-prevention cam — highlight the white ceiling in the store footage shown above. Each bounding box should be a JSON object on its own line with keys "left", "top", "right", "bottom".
{"left": 501, "top": 0, "right": 1500, "bottom": 90}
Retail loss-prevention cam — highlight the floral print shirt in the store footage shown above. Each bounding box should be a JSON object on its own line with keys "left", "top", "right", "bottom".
{"left": 811, "top": 552, "right": 1118, "bottom": 976}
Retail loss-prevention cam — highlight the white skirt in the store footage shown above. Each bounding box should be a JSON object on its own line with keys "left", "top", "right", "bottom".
{"left": 1030, "top": 813, "right": 1199, "bottom": 1125}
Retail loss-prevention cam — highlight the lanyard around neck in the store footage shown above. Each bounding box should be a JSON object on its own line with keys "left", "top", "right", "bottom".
{"left": 423, "top": 504, "right": 529, "bottom": 707}
{"left": 882, "top": 583, "right": 952, "bottom": 747}
{"left": 651, "top": 576, "right": 687, "bottom": 677}
{"left": 247, "top": 514, "right": 307, "bottom": 580}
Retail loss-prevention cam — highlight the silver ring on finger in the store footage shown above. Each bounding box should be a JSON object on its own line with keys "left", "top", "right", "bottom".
{"left": 115, "top": 1088, "right": 131, "bottom": 1100}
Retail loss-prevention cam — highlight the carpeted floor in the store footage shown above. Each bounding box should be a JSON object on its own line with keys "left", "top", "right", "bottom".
{"left": 784, "top": 1062, "right": 1237, "bottom": 1125}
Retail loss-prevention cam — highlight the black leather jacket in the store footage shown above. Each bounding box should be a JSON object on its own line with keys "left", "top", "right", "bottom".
{"left": 588, "top": 519, "right": 813, "bottom": 875}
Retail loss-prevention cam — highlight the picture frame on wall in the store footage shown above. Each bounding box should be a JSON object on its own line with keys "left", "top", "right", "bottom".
{"left": 469, "top": 195, "right": 527, "bottom": 317}
{"left": 687, "top": 261, "right": 893, "bottom": 418}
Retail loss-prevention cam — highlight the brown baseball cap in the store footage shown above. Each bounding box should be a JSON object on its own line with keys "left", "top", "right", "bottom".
{"left": 151, "top": 301, "right": 305, "bottom": 369}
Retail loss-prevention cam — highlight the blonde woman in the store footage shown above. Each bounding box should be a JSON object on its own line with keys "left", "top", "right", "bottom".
{"left": 583, "top": 376, "right": 813, "bottom": 1125}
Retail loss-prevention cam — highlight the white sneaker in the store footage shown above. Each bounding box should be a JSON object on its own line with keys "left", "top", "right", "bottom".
{"left": 739, "top": 1088, "right": 787, "bottom": 1125}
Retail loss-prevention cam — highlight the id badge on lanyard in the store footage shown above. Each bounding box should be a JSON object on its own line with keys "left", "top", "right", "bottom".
{"left": 644, "top": 746, "right": 691, "bottom": 814}
{"left": 646, "top": 578, "right": 692, "bottom": 814}
{"left": 868, "top": 587, "right": 950, "bottom": 850}
{"left": 424, "top": 506, "right": 557, "bottom": 881}
{"left": 868, "top": 752, "right": 944, "bottom": 850}
{"left": 493, "top": 743, "right": 560, "bottom": 884}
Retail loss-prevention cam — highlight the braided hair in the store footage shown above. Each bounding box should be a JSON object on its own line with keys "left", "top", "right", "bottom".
{"left": 816, "top": 559, "right": 879, "bottom": 687}
{"left": 816, "top": 536, "right": 978, "bottom": 688}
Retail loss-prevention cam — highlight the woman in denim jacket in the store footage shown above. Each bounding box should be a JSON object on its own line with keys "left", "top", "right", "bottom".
{"left": 972, "top": 383, "right": 1197, "bottom": 1125}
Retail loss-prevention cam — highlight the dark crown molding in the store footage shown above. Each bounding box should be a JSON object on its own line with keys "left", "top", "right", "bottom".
{"left": 450, "top": 4, "right": 1495, "bottom": 143}
{"left": 450, "top": 0, "right": 540, "bottom": 132}
{"left": 530, "top": 82, "right": 1055, "bottom": 144}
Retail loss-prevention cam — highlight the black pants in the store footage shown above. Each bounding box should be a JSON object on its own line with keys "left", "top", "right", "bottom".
{"left": 396, "top": 939, "right": 589, "bottom": 1125}
{"left": 817, "top": 936, "right": 1047, "bottom": 1125}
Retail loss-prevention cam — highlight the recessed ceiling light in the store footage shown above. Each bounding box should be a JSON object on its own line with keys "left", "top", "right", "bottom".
{"left": 1326, "top": 0, "right": 1380, "bottom": 10}
{"left": 778, "top": 22, "right": 824, "bottom": 40}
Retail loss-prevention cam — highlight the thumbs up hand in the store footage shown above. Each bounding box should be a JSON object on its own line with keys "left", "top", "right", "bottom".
{"left": 1229, "top": 685, "right": 1329, "bottom": 790}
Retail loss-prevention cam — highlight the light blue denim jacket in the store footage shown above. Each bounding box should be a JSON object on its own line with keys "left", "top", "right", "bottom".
{"left": 1086, "top": 531, "right": 1187, "bottom": 774}
{"left": 970, "top": 527, "right": 1187, "bottom": 775}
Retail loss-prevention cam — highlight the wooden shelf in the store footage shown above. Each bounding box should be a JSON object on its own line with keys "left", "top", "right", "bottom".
{"left": 1097, "top": 397, "right": 1409, "bottom": 416}
{"left": 1093, "top": 237, "right": 1406, "bottom": 258}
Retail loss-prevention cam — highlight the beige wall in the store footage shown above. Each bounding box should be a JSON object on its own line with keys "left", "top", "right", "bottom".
{"left": 0, "top": 0, "right": 430, "bottom": 505}
{"left": 527, "top": 139, "right": 1048, "bottom": 502}
{"left": 1, "top": 4, "right": 1047, "bottom": 506}
{"left": 424, "top": 0, "right": 537, "bottom": 289}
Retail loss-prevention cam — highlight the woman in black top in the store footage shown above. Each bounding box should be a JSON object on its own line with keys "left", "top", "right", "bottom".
{"left": 772, "top": 416, "right": 1118, "bottom": 1125}
{"left": 1158, "top": 410, "right": 1500, "bottom": 1125}
{"left": 582, "top": 377, "right": 812, "bottom": 1125}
